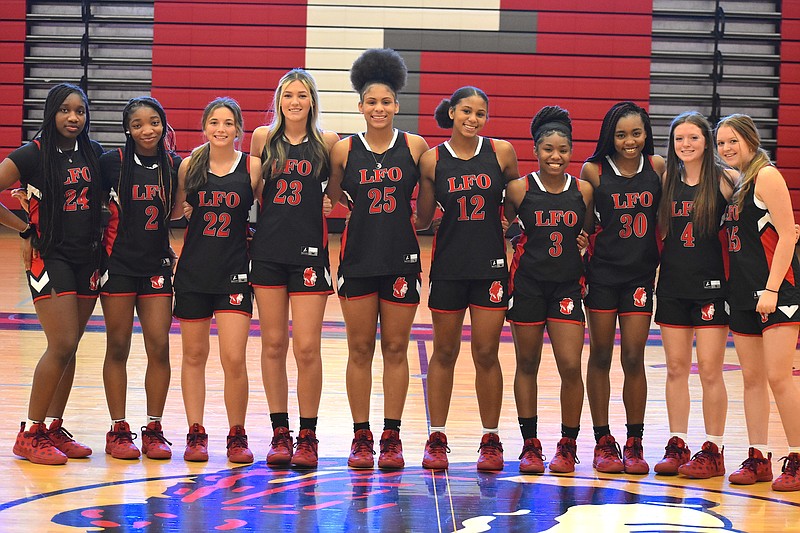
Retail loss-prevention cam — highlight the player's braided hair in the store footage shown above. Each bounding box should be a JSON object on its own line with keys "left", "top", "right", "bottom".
{"left": 35, "top": 83, "right": 103, "bottom": 258}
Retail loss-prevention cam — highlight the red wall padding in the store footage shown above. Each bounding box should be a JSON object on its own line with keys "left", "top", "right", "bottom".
{"left": 0, "top": 0, "right": 26, "bottom": 208}
{"left": 779, "top": 0, "right": 800, "bottom": 220}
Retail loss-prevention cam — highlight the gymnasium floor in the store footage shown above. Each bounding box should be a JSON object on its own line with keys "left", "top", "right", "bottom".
{"left": 0, "top": 230, "right": 798, "bottom": 532}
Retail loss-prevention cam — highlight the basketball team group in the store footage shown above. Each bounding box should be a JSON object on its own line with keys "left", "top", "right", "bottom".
{"left": 0, "top": 47, "right": 798, "bottom": 494}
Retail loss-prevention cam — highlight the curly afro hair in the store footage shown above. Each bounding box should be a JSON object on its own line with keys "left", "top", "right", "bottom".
{"left": 350, "top": 48, "right": 407, "bottom": 98}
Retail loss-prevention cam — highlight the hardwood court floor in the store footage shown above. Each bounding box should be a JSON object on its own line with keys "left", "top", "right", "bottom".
{"left": 0, "top": 229, "right": 798, "bottom": 531}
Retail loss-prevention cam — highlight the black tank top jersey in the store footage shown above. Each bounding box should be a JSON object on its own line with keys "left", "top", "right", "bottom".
{"left": 657, "top": 181, "right": 727, "bottom": 300}
{"left": 101, "top": 149, "right": 181, "bottom": 277}
{"left": 724, "top": 179, "right": 800, "bottom": 309}
{"left": 339, "top": 129, "right": 421, "bottom": 277}
{"left": 510, "top": 173, "right": 586, "bottom": 290}
{"left": 8, "top": 139, "right": 104, "bottom": 263}
{"left": 250, "top": 141, "right": 329, "bottom": 267}
{"left": 586, "top": 155, "right": 661, "bottom": 286}
{"left": 174, "top": 152, "right": 253, "bottom": 294}
{"left": 430, "top": 138, "right": 507, "bottom": 280}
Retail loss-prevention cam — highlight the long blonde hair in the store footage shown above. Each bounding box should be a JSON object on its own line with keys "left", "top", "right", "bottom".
{"left": 185, "top": 97, "right": 244, "bottom": 194}
{"left": 261, "top": 69, "right": 328, "bottom": 182}
{"left": 715, "top": 113, "right": 770, "bottom": 211}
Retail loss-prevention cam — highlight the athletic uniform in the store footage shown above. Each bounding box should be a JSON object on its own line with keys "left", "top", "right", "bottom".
{"left": 337, "top": 129, "right": 421, "bottom": 304}
{"left": 724, "top": 177, "right": 800, "bottom": 334}
{"left": 100, "top": 149, "right": 180, "bottom": 297}
{"left": 584, "top": 154, "right": 661, "bottom": 314}
{"left": 655, "top": 180, "right": 728, "bottom": 327}
{"left": 173, "top": 152, "right": 254, "bottom": 319}
{"left": 8, "top": 139, "right": 104, "bottom": 302}
{"left": 507, "top": 172, "right": 586, "bottom": 325}
{"left": 428, "top": 138, "right": 508, "bottom": 311}
{"left": 250, "top": 140, "right": 332, "bottom": 295}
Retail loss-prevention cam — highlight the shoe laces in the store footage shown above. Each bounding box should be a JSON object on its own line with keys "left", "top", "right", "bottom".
{"left": 381, "top": 433, "right": 401, "bottom": 455}
{"left": 557, "top": 440, "right": 580, "bottom": 465}
{"left": 271, "top": 429, "right": 293, "bottom": 450}
{"left": 48, "top": 424, "right": 76, "bottom": 443}
{"left": 479, "top": 437, "right": 503, "bottom": 455}
{"left": 663, "top": 441, "right": 686, "bottom": 460}
{"left": 739, "top": 453, "right": 768, "bottom": 472}
{"left": 141, "top": 426, "right": 172, "bottom": 446}
{"left": 295, "top": 432, "right": 318, "bottom": 450}
{"left": 187, "top": 430, "right": 207, "bottom": 447}
{"left": 354, "top": 434, "right": 376, "bottom": 456}
{"left": 519, "top": 442, "right": 544, "bottom": 461}
{"left": 428, "top": 436, "right": 450, "bottom": 455}
{"left": 227, "top": 433, "right": 248, "bottom": 451}
{"left": 625, "top": 439, "right": 643, "bottom": 459}
{"left": 598, "top": 440, "right": 622, "bottom": 460}
{"left": 689, "top": 444, "right": 721, "bottom": 466}
{"left": 778, "top": 454, "right": 800, "bottom": 476}
{"left": 109, "top": 427, "right": 137, "bottom": 444}
{"left": 31, "top": 426, "right": 57, "bottom": 449}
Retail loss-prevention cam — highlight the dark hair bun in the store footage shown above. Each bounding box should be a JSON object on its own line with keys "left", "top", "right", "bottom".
{"left": 434, "top": 98, "right": 453, "bottom": 128}
{"left": 350, "top": 48, "right": 408, "bottom": 94}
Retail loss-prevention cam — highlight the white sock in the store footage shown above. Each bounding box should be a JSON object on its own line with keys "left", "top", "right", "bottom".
{"left": 671, "top": 432, "right": 688, "bottom": 443}
{"left": 706, "top": 435, "right": 723, "bottom": 448}
{"left": 429, "top": 426, "right": 445, "bottom": 435}
{"left": 482, "top": 427, "right": 499, "bottom": 435}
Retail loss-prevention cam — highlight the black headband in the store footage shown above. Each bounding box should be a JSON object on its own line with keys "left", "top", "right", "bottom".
{"left": 535, "top": 121, "right": 571, "bottom": 139}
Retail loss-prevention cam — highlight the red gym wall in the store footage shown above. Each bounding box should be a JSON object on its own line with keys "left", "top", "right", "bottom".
{"left": 781, "top": 0, "right": 800, "bottom": 210}
{"left": 1, "top": 1, "right": 799, "bottom": 218}
{"left": 0, "top": 0, "right": 26, "bottom": 164}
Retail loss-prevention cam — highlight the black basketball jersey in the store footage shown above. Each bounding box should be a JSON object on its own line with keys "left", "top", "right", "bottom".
{"left": 586, "top": 155, "right": 661, "bottom": 286}
{"left": 724, "top": 179, "right": 800, "bottom": 309}
{"left": 430, "top": 138, "right": 507, "bottom": 280}
{"left": 101, "top": 149, "right": 181, "bottom": 277}
{"left": 338, "top": 129, "right": 421, "bottom": 277}
{"left": 510, "top": 173, "right": 586, "bottom": 290}
{"left": 8, "top": 139, "right": 104, "bottom": 263}
{"left": 174, "top": 152, "right": 253, "bottom": 294}
{"left": 250, "top": 141, "right": 329, "bottom": 267}
{"left": 657, "top": 180, "right": 727, "bottom": 300}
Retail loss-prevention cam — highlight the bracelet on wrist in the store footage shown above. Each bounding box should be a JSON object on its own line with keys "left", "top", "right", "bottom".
{"left": 765, "top": 287, "right": 779, "bottom": 294}
{"left": 19, "top": 224, "right": 35, "bottom": 239}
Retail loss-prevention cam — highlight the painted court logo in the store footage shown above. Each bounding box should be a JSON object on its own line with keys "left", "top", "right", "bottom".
{"left": 48, "top": 462, "right": 739, "bottom": 532}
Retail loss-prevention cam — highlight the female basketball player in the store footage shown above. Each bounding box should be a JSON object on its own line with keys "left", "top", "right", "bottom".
{"left": 716, "top": 114, "right": 800, "bottom": 492}
{"left": 504, "top": 106, "right": 594, "bottom": 474}
{"left": 249, "top": 69, "right": 339, "bottom": 468}
{"left": 326, "top": 48, "right": 429, "bottom": 469}
{"left": 98, "top": 97, "right": 180, "bottom": 460}
{"left": 581, "top": 101, "right": 664, "bottom": 474}
{"left": 173, "top": 97, "right": 257, "bottom": 463}
{"left": 1, "top": 83, "right": 103, "bottom": 464}
{"left": 415, "top": 86, "right": 518, "bottom": 471}
{"left": 653, "top": 111, "right": 734, "bottom": 478}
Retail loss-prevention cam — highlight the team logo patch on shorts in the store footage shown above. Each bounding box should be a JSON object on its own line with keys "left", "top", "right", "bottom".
{"left": 488, "top": 280, "right": 504, "bottom": 303}
{"left": 393, "top": 277, "right": 408, "bottom": 299}
{"left": 560, "top": 297, "right": 574, "bottom": 315}
{"left": 151, "top": 275, "right": 165, "bottom": 289}
{"left": 633, "top": 287, "right": 647, "bottom": 308}
{"left": 303, "top": 267, "right": 317, "bottom": 287}
{"left": 701, "top": 303, "right": 715, "bottom": 321}
{"left": 230, "top": 293, "right": 244, "bottom": 306}
{"left": 89, "top": 270, "right": 100, "bottom": 292}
